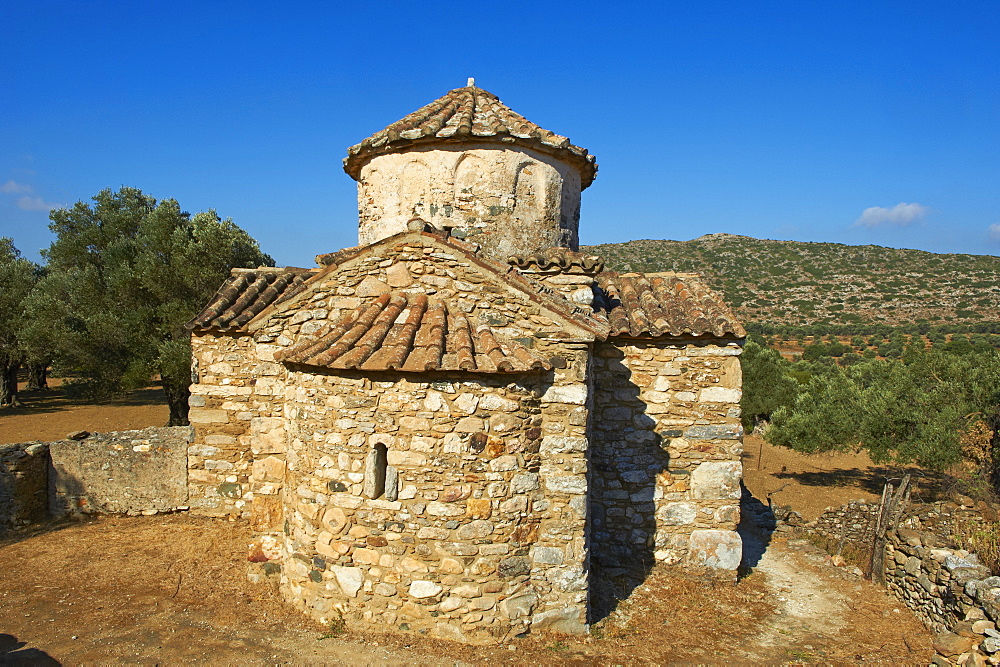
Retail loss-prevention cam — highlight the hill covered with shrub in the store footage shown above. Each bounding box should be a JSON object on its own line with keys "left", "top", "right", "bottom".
{"left": 584, "top": 234, "right": 1000, "bottom": 332}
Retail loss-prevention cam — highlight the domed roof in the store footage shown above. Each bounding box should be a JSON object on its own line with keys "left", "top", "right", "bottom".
{"left": 343, "top": 81, "right": 598, "bottom": 188}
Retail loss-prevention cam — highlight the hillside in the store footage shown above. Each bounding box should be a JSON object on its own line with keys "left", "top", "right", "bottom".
{"left": 583, "top": 234, "right": 1000, "bottom": 330}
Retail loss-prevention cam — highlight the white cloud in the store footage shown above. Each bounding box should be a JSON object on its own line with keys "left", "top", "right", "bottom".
{"left": 16, "top": 195, "right": 61, "bottom": 211}
{"left": 989, "top": 223, "right": 1000, "bottom": 243}
{"left": 853, "top": 202, "right": 930, "bottom": 229}
{"left": 0, "top": 180, "right": 32, "bottom": 194}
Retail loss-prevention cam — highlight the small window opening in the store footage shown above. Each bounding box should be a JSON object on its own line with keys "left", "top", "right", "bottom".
{"left": 366, "top": 444, "right": 388, "bottom": 499}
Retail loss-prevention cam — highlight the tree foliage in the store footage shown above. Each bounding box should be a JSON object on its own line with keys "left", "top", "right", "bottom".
{"left": 766, "top": 348, "right": 1000, "bottom": 471}
{"left": 27, "top": 187, "right": 273, "bottom": 424}
{"left": 0, "top": 238, "right": 41, "bottom": 406}
{"left": 738, "top": 339, "right": 798, "bottom": 431}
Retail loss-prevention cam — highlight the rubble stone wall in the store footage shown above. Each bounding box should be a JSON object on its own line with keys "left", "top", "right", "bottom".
{"left": 49, "top": 428, "right": 191, "bottom": 516}
{"left": 807, "top": 501, "right": 1000, "bottom": 662}
{"left": 188, "top": 332, "right": 283, "bottom": 519}
{"left": 357, "top": 145, "right": 583, "bottom": 259}
{"left": 589, "top": 339, "right": 744, "bottom": 590}
{"left": 274, "top": 362, "right": 591, "bottom": 641}
{"left": 807, "top": 499, "right": 877, "bottom": 545}
{"left": 0, "top": 442, "right": 49, "bottom": 532}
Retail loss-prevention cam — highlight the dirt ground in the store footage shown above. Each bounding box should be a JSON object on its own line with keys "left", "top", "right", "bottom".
{"left": 0, "top": 515, "right": 931, "bottom": 664}
{"left": 0, "top": 384, "right": 936, "bottom": 663}
{"left": 741, "top": 433, "right": 943, "bottom": 520}
{"left": 0, "top": 380, "right": 169, "bottom": 445}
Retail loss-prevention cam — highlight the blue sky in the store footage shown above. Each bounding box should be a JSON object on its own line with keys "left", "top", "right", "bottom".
{"left": 3, "top": 1, "right": 999, "bottom": 267}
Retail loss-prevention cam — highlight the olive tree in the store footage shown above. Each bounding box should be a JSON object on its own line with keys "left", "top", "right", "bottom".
{"left": 0, "top": 237, "right": 40, "bottom": 406}
{"left": 29, "top": 187, "right": 273, "bottom": 424}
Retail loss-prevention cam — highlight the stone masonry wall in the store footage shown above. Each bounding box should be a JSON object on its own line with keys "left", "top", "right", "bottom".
{"left": 188, "top": 332, "right": 285, "bottom": 518}
{"left": 807, "top": 500, "right": 1000, "bottom": 663}
{"left": 189, "top": 233, "right": 601, "bottom": 639}
{"left": 806, "top": 499, "right": 878, "bottom": 545}
{"left": 358, "top": 145, "right": 583, "bottom": 259}
{"left": 590, "top": 339, "right": 743, "bottom": 600}
{"left": 50, "top": 427, "right": 191, "bottom": 516}
{"left": 274, "top": 363, "right": 591, "bottom": 641}
{"left": 0, "top": 442, "right": 49, "bottom": 533}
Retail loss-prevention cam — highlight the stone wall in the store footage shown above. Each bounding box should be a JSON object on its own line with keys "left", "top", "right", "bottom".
{"left": 806, "top": 499, "right": 877, "bottom": 545}
{"left": 357, "top": 145, "right": 583, "bottom": 259}
{"left": 806, "top": 500, "right": 1000, "bottom": 663}
{"left": 0, "top": 442, "right": 49, "bottom": 532}
{"left": 50, "top": 427, "right": 191, "bottom": 516}
{"left": 188, "top": 332, "right": 281, "bottom": 519}
{"left": 589, "top": 339, "right": 743, "bottom": 602}
{"left": 271, "top": 363, "right": 591, "bottom": 641}
{"left": 885, "top": 528, "right": 1000, "bottom": 662}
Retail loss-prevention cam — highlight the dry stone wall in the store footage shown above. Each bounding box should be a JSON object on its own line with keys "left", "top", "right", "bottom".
{"left": 50, "top": 427, "right": 191, "bottom": 516}
{"left": 590, "top": 339, "right": 743, "bottom": 593}
{"left": 0, "top": 442, "right": 49, "bottom": 532}
{"left": 807, "top": 500, "right": 1000, "bottom": 663}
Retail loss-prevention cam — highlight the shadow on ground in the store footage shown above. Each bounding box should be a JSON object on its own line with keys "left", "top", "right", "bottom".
{"left": 772, "top": 467, "right": 946, "bottom": 499}
{"left": 0, "top": 634, "right": 60, "bottom": 666}
{"left": 738, "top": 484, "right": 775, "bottom": 573}
{"left": 1, "top": 386, "right": 166, "bottom": 417}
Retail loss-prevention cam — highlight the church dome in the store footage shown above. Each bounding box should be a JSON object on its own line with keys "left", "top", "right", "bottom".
{"left": 344, "top": 81, "right": 598, "bottom": 189}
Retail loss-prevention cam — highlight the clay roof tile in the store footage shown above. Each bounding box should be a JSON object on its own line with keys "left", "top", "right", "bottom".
{"left": 595, "top": 271, "right": 745, "bottom": 339}
{"left": 276, "top": 291, "right": 552, "bottom": 374}
{"left": 344, "top": 84, "right": 598, "bottom": 189}
{"left": 187, "top": 267, "right": 316, "bottom": 332}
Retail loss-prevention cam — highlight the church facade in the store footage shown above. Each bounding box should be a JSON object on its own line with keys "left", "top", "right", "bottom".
{"left": 186, "top": 82, "right": 745, "bottom": 640}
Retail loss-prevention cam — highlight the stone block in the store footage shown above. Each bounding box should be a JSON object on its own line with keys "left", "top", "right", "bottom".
{"left": 187, "top": 409, "right": 229, "bottom": 424}
{"left": 540, "top": 435, "right": 587, "bottom": 454}
{"left": 331, "top": 566, "right": 364, "bottom": 597}
{"left": 541, "top": 384, "right": 587, "bottom": 405}
{"left": 466, "top": 497, "right": 492, "bottom": 519}
{"left": 688, "top": 530, "right": 742, "bottom": 571}
{"left": 500, "top": 593, "right": 537, "bottom": 619}
{"left": 456, "top": 519, "right": 494, "bottom": 540}
{"left": 543, "top": 475, "right": 586, "bottom": 495}
{"left": 252, "top": 455, "right": 286, "bottom": 483}
{"left": 531, "top": 546, "right": 564, "bottom": 565}
{"left": 531, "top": 607, "right": 587, "bottom": 635}
{"left": 511, "top": 473, "right": 539, "bottom": 493}
{"left": 659, "top": 502, "right": 697, "bottom": 525}
{"left": 699, "top": 387, "right": 742, "bottom": 403}
{"left": 250, "top": 495, "right": 283, "bottom": 532}
{"left": 690, "top": 461, "right": 742, "bottom": 500}
{"left": 409, "top": 580, "right": 442, "bottom": 599}
{"left": 684, "top": 423, "right": 743, "bottom": 441}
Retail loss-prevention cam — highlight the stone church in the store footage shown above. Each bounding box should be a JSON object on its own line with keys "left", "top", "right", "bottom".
{"left": 186, "top": 81, "right": 746, "bottom": 640}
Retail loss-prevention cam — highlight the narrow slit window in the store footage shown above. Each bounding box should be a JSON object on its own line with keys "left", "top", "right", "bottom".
{"left": 365, "top": 443, "right": 388, "bottom": 499}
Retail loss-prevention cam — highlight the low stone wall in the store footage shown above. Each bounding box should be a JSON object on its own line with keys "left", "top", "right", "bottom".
{"left": 49, "top": 427, "right": 192, "bottom": 516}
{"left": 806, "top": 499, "right": 877, "bottom": 545}
{"left": 0, "top": 442, "right": 50, "bottom": 533}
{"left": 807, "top": 500, "right": 1000, "bottom": 664}
{"left": 886, "top": 527, "right": 1000, "bottom": 663}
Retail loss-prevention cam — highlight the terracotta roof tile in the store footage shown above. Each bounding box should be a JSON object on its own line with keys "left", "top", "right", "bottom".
{"left": 595, "top": 271, "right": 745, "bottom": 339}
{"left": 344, "top": 85, "right": 598, "bottom": 189}
{"left": 508, "top": 248, "right": 605, "bottom": 274}
{"left": 275, "top": 292, "right": 553, "bottom": 374}
{"left": 188, "top": 267, "right": 316, "bottom": 331}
